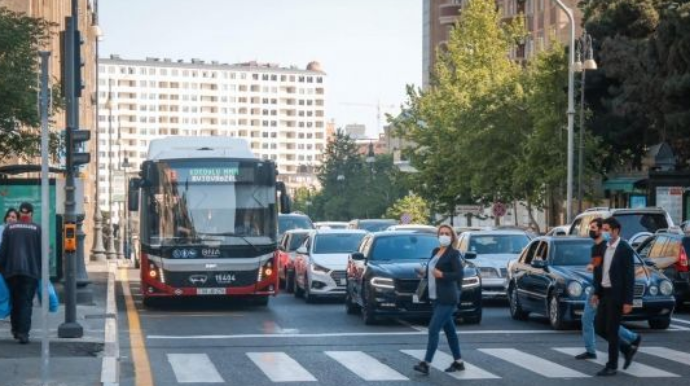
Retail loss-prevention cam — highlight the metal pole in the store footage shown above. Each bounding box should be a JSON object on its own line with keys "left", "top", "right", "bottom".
{"left": 553, "top": 0, "right": 576, "bottom": 224}
{"left": 106, "top": 82, "right": 117, "bottom": 259}
{"left": 39, "top": 50, "right": 51, "bottom": 386}
{"left": 90, "top": 0, "right": 106, "bottom": 262}
{"left": 577, "top": 66, "right": 586, "bottom": 214}
{"left": 58, "top": 0, "right": 84, "bottom": 338}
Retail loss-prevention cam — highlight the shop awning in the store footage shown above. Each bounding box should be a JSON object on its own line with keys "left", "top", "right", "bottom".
{"left": 603, "top": 177, "right": 646, "bottom": 193}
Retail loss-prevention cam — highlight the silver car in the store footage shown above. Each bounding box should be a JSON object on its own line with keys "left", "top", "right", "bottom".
{"left": 456, "top": 230, "right": 531, "bottom": 299}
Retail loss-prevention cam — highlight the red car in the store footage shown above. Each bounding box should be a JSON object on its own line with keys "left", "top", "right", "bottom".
{"left": 277, "top": 230, "right": 311, "bottom": 293}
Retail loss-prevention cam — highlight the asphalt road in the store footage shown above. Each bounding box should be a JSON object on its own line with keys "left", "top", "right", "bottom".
{"left": 116, "top": 268, "right": 690, "bottom": 386}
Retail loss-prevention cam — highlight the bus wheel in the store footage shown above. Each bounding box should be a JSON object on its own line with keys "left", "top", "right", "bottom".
{"left": 142, "top": 297, "right": 159, "bottom": 308}
{"left": 253, "top": 296, "right": 269, "bottom": 307}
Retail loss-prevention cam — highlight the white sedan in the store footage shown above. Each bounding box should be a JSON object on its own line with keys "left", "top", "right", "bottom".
{"left": 293, "top": 229, "right": 367, "bottom": 303}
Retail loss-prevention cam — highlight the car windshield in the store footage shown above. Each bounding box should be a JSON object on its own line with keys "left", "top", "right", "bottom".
{"left": 615, "top": 213, "right": 669, "bottom": 240}
{"left": 313, "top": 233, "right": 365, "bottom": 254}
{"left": 551, "top": 241, "right": 594, "bottom": 266}
{"left": 359, "top": 220, "right": 397, "bottom": 232}
{"left": 279, "top": 216, "right": 314, "bottom": 234}
{"left": 288, "top": 233, "right": 308, "bottom": 251}
{"left": 371, "top": 235, "right": 439, "bottom": 260}
{"left": 468, "top": 235, "right": 529, "bottom": 255}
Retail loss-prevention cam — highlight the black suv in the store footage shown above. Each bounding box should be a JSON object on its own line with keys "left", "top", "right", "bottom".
{"left": 568, "top": 207, "right": 673, "bottom": 248}
{"left": 636, "top": 229, "right": 690, "bottom": 307}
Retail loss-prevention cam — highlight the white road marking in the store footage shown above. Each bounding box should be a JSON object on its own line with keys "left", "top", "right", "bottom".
{"left": 167, "top": 353, "right": 224, "bottom": 383}
{"left": 326, "top": 351, "right": 408, "bottom": 381}
{"left": 396, "top": 319, "right": 428, "bottom": 332}
{"left": 481, "top": 348, "right": 589, "bottom": 378}
{"left": 553, "top": 347, "right": 679, "bottom": 377}
{"left": 671, "top": 317, "right": 690, "bottom": 326}
{"left": 401, "top": 350, "right": 500, "bottom": 380}
{"left": 639, "top": 347, "right": 690, "bottom": 366}
{"left": 247, "top": 352, "right": 317, "bottom": 382}
{"left": 670, "top": 324, "right": 690, "bottom": 331}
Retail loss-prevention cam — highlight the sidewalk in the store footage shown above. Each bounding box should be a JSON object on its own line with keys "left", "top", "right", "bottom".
{"left": 0, "top": 261, "right": 118, "bottom": 386}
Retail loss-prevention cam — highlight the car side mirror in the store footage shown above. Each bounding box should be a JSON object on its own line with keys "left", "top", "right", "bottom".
{"left": 296, "top": 247, "right": 308, "bottom": 255}
{"left": 351, "top": 252, "right": 365, "bottom": 261}
{"left": 531, "top": 259, "right": 547, "bottom": 269}
{"left": 464, "top": 252, "right": 477, "bottom": 260}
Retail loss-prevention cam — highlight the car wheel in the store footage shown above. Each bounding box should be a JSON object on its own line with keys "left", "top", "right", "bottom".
{"left": 285, "top": 269, "right": 295, "bottom": 294}
{"left": 304, "top": 276, "right": 316, "bottom": 304}
{"left": 294, "top": 273, "right": 304, "bottom": 298}
{"left": 548, "top": 293, "right": 567, "bottom": 330}
{"left": 509, "top": 285, "right": 529, "bottom": 321}
{"left": 648, "top": 317, "right": 671, "bottom": 330}
{"left": 345, "top": 291, "right": 361, "bottom": 315}
{"left": 361, "top": 285, "right": 378, "bottom": 325}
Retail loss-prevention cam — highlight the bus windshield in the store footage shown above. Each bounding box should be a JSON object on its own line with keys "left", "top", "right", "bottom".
{"left": 141, "top": 160, "right": 277, "bottom": 247}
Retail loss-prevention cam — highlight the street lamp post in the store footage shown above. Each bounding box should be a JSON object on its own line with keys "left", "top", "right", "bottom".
{"left": 573, "top": 30, "right": 597, "bottom": 214}
{"left": 90, "top": 0, "right": 106, "bottom": 262}
{"left": 552, "top": 0, "right": 576, "bottom": 224}
{"left": 105, "top": 83, "right": 117, "bottom": 259}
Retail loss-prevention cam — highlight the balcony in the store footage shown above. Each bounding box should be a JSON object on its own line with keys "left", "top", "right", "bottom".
{"left": 439, "top": 3, "right": 462, "bottom": 25}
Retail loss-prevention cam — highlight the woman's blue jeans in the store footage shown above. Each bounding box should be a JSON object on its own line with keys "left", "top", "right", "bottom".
{"left": 424, "top": 302, "right": 462, "bottom": 362}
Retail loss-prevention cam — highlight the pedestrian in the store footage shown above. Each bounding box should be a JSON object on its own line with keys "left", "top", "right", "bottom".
{"left": 0, "top": 208, "right": 19, "bottom": 248}
{"left": 575, "top": 217, "right": 641, "bottom": 361}
{"left": 413, "top": 224, "right": 465, "bottom": 375}
{"left": 591, "top": 217, "right": 637, "bottom": 376}
{"left": 0, "top": 202, "right": 42, "bottom": 344}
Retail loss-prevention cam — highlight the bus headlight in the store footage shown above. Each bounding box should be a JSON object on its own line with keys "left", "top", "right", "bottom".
{"left": 567, "top": 281, "right": 583, "bottom": 298}
{"left": 660, "top": 280, "right": 674, "bottom": 296}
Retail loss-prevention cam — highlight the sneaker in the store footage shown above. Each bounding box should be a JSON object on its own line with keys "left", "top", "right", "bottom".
{"left": 413, "top": 361, "right": 429, "bottom": 375}
{"left": 444, "top": 361, "right": 465, "bottom": 372}
{"left": 575, "top": 352, "right": 597, "bottom": 360}
{"left": 596, "top": 367, "right": 617, "bottom": 376}
{"left": 624, "top": 335, "right": 642, "bottom": 370}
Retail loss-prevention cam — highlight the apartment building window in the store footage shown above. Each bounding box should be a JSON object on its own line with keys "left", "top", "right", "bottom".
{"left": 298, "top": 133, "right": 305, "bottom": 139}
{"left": 108, "top": 66, "right": 115, "bottom": 74}
{"left": 280, "top": 75, "right": 287, "bottom": 82}
{"left": 298, "top": 76, "right": 305, "bottom": 82}
{"left": 262, "top": 74, "right": 269, "bottom": 81}
{"left": 316, "top": 77, "right": 323, "bottom": 83}
{"left": 289, "top": 75, "right": 295, "bottom": 82}
{"left": 241, "top": 73, "right": 247, "bottom": 80}
{"left": 307, "top": 77, "right": 313, "bottom": 83}
{"left": 172, "top": 69, "right": 179, "bottom": 76}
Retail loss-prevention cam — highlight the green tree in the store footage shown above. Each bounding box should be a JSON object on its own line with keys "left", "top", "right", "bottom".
{"left": 0, "top": 7, "right": 62, "bottom": 160}
{"left": 385, "top": 194, "right": 430, "bottom": 224}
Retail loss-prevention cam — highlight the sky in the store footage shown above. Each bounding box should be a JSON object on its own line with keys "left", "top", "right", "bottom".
{"left": 99, "top": 0, "right": 422, "bottom": 138}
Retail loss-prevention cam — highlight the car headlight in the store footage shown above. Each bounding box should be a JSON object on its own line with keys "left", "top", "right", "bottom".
{"left": 370, "top": 277, "right": 395, "bottom": 289}
{"left": 567, "top": 281, "right": 583, "bottom": 298}
{"left": 649, "top": 285, "right": 659, "bottom": 296}
{"left": 310, "top": 263, "right": 330, "bottom": 274}
{"left": 462, "top": 276, "right": 481, "bottom": 289}
{"left": 660, "top": 280, "right": 673, "bottom": 296}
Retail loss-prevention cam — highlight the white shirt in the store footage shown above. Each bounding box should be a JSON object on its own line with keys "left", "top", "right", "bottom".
{"left": 427, "top": 252, "right": 442, "bottom": 300}
{"left": 602, "top": 237, "right": 620, "bottom": 288}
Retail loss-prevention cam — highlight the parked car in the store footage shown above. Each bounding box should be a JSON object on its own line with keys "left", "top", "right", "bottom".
{"left": 453, "top": 226, "right": 484, "bottom": 237}
{"left": 636, "top": 228, "right": 690, "bottom": 307}
{"left": 345, "top": 232, "right": 482, "bottom": 325}
{"left": 278, "top": 212, "right": 315, "bottom": 238}
{"left": 293, "top": 229, "right": 367, "bottom": 302}
{"left": 456, "top": 230, "right": 531, "bottom": 299}
{"left": 568, "top": 207, "right": 673, "bottom": 248}
{"left": 348, "top": 219, "right": 397, "bottom": 232}
{"left": 385, "top": 224, "right": 437, "bottom": 234}
{"left": 314, "top": 221, "right": 349, "bottom": 230}
{"left": 546, "top": 225, "right": 571, "bottom": 237}
{"left": 277, "top": 229, "right": 311, "bottom": 293}
{"left": 507, "top": 236, "right": 676, "bottom": 330}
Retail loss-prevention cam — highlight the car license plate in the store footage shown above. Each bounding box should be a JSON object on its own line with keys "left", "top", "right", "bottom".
{"left": 197, "top": 288, "right": 225, "bottom": 295}
{"left": 340, "top": 278, "right": 347, "bottom": 286}
{"left": 633, "top": 299, "right": 643, "bottom": 308}
{"left": 412, "top": 294, "right": 422, "bottom": 304}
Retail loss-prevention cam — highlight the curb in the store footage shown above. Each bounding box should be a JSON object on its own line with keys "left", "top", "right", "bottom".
{"left": 101, "top": 262, "right": 119, "bottom": 386}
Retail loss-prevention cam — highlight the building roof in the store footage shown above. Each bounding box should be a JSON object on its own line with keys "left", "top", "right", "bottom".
{"left": 101, "top": 56, "right": 326, "bottom": 75}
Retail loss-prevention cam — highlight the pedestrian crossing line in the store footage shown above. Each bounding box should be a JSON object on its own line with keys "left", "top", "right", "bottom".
{"left": 639, "top": 347, "right": 690, "bottom": 367}
{"left": 401, "top": 350, "right": 500, "bottom": 380}
{"left": 325, "top": 351, "right": 408, "bottom": 381}
{"left": 247, "top": 352, "right": 317, "bottom": 382}
{"left": 553, "top": 348, "right": 680, "bottom": 378}
{"left": 480, "top": 348, "right": 590, "bottom": 378}
{"left": 167, "top": 353, "right": 224, "bottom": 383}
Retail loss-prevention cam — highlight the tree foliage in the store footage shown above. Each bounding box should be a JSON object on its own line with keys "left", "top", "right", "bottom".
{"left": 385, "top": 194, "right": 430, "bottom": 225}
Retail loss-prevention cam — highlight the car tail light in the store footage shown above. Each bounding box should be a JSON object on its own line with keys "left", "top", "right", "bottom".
{"left": 677, "top": 246, "right": 689, "bottom": 273}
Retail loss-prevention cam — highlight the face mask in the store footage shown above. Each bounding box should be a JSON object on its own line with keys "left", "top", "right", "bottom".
{"left": 439, "top": 235, "right": 452, "bottom": 247}
{"left": 588, "top": 230, "right": 599, "bottom": 239}
{"left": 602, "top": 232, "right": 611, "bottom": 242}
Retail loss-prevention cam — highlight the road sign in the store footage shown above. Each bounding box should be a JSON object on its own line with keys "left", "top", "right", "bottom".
{"left": 456, "top": 205, "right": 483, "bottom": 215}
{"left": 401, "top": 213, "right": 411, "bottom": 224}
{"left": 112, "top": 171, "right": 126, "bottom": 202}
{"left": 492, "top": 202, "right": 507, "bottom": 217}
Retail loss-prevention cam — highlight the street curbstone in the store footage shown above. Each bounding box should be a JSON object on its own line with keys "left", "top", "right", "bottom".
{"left": 100, "top": 262, "right": 119, "bottom": 386}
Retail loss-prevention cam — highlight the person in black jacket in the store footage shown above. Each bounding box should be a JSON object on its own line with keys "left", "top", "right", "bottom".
{"left": 0, "top": 202, "right": 42, "bottom": 344}
{"left": 591, "top": 217, "right": 636, "bottom": 376}
{"left": 414, "top": 224, "right": 465, "bottom": 375}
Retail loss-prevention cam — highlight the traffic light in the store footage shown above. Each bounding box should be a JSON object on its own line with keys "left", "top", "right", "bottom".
{"left": 74, "top": 29, "right": 84, "bottom": 97}
{"left": 68, "top": 129, "right": 91, "bottom": 168}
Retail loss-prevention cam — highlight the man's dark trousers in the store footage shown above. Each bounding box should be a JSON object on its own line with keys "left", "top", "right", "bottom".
{"left": 6, "top": 275, "right": 38, "bottom": 337}
{"left": 595, "top": 288, "right": 631, "bottom": 369}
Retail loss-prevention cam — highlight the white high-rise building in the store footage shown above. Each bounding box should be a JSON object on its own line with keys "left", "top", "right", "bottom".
{"left": 97, "top": 56, "right": 327, "bottom": 210}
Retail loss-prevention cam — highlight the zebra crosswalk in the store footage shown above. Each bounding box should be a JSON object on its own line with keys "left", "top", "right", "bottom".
{"left": 163, "top": 346, "right": 690, "bottom": 384}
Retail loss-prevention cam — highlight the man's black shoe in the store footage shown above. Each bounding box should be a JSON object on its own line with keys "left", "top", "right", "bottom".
{"left": 17, "top": 334, "right": 29, "bottom": 344}
{"left": 624, "top": 335, "right": 642, "bottom": 370}
{"left": 575, "top": 352, "right": 597, "bottom": 360}
{"left": 413, "top": 361, "right": 429, "bottom": 375}
{"left": 444, "top": 361, "right": 465, "bottom": 372}
{"left": 596, "top": 367, "right": 617, "bottom": 376}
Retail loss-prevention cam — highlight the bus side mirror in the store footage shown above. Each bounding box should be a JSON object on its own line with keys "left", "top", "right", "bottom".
{"left": 128, "top": 178, "right": 141, "bottom": 212}
{"left": 277, "top": 181, "right": 291, "bottom": 214}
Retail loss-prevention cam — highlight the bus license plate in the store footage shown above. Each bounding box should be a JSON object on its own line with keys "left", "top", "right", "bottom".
{"left": 633, "top": 299, "right": 643, "bottom": 308}
{"left": 197, "top": 288, "right": 226, "bottom": 295}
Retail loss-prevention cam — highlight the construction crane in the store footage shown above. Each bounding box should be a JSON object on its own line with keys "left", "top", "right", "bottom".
{"left": 340, "top": 101, "right": 397, "bottom": 134}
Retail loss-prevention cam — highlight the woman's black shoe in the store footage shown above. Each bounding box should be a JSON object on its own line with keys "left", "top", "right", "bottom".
{"left": 445, "top": 361, "right": 465, "bottom": 372}
{"left": 413, "top": 361, "right": 429, "bottom": 375}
